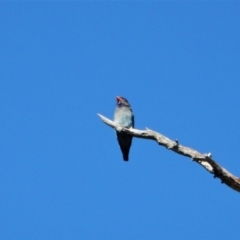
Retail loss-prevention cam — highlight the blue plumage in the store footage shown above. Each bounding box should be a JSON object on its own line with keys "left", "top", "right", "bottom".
{"left": 113, "top": 96, "right": 134, "bottom": 161}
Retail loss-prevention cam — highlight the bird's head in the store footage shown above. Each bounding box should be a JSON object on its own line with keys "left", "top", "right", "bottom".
{"left": 116, "top": 96, "right": 130, "bottom": 108}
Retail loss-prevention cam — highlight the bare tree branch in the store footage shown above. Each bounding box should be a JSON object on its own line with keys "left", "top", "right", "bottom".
{"left": 98, "top": 113, "right": 240, "bottom": 193}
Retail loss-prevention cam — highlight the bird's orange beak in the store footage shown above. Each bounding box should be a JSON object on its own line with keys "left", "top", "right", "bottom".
{"left": 116, "top": 96, "right": 122, "bottom": 102}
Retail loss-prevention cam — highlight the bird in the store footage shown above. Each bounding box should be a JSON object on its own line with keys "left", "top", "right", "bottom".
{"left": 113, "top": 96, "right": 134, "bottom": 161}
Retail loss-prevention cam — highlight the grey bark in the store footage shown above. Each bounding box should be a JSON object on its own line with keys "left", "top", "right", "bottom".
{"left": 98, "top": 114, "right": 240, "bottom": 193}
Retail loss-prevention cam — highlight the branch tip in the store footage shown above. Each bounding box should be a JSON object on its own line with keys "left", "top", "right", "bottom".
{"left": 203, "top": 153, "right": 212, "bottom": 159}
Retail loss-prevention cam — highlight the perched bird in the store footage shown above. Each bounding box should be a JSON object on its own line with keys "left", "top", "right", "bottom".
{"left": 113, "top": 96, "right": 134, "bottom": 161}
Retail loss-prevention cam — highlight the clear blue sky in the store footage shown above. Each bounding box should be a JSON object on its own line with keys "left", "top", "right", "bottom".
{"left": 1, "top": 2, "right": 240, "bottom": 240}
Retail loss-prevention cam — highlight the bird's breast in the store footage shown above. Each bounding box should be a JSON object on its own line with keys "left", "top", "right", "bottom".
{"left": 115, "top": 113, "right": 133, "bottom": 128}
